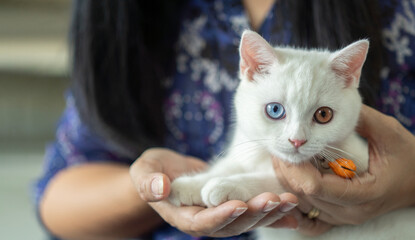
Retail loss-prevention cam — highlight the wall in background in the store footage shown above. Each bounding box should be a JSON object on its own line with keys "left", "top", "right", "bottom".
{"left": 0, "top": 0, "right": 71, "bottom": 239}
{"left": 0, "top": 0, "right": 70, "bottom": 145}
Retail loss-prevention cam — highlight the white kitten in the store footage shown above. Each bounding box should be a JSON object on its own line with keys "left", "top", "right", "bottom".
{"left": 169, "top": 30, "right": 415, "bottom": 239}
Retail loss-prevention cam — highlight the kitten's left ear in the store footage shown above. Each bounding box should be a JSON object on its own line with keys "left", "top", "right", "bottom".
{"left": 330, "top": 40, "right": 369, "bottom": 88}
{"left": 239, "top": 30, "right": 278, "bottom": 81}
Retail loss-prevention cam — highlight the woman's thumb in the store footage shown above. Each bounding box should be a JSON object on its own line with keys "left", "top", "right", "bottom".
{"left": 136, "top": 173, "right": 171, "bottom": 202}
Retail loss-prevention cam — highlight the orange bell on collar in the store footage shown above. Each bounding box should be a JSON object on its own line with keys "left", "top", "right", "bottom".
{"left": 328, "top": 158, "right": 356, "bottom": 179}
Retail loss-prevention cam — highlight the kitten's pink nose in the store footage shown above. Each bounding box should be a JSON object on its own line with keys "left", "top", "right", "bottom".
{"left": 289, "top": 139, "right": 307, "bottom": 148}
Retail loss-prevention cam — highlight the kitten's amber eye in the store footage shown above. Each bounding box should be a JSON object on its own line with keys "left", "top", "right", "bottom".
{"left": 314, "top": 107, "right": 333, "bottom": 124}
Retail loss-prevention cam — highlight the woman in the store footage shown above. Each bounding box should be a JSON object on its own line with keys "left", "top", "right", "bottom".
{"left": 35, "top": 0, "right": 415, "bottom": 239}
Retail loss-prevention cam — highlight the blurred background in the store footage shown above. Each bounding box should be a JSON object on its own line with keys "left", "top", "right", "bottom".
{"left": 0, "top": 0, "right": 71, "bottom": 239}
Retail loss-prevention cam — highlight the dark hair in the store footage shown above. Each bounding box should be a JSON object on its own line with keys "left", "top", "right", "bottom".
{"left": 70, "top": 0, "right": 384, "bottom": 158}
{"left": 70, "top": 1, "right": 185, "bottom": 157}
{"left": 277, "top": 0, "right": 384, "bottom": 106}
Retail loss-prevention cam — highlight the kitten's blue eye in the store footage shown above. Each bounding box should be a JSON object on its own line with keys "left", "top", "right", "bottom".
{"left": 265, "top": 103, "right": 286, "bottom": 120}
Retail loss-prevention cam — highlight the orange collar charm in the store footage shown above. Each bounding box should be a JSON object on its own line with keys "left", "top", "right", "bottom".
{"left": 328, "top": 158, "right": 357, "bottom": 179}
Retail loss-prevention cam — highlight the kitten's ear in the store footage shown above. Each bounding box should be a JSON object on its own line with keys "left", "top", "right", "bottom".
{"left": 239, "top": 30, "right": 278, "bottom": 81}
{"left": 331, "top": 40, "right": 369, "bottom": 88}
{"left": 330, "top": 40, "right": 369, "bottom": 88}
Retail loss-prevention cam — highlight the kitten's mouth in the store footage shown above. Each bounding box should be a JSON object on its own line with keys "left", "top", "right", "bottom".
{"left": 271, "top": 149, "right": 312, "bottom": 164}
{"left": 268, "top": 143, "right": 322, "bottom": 164}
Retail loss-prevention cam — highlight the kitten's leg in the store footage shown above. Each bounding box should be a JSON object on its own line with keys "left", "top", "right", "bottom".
{"left": 201, "top": 169, "right": 283, "bottom": 207}
{"left": 169, "top": 159, "right": 247, "bottom": 207}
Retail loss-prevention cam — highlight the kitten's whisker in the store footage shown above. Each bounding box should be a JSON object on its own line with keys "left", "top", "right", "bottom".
{"left": 321, "top": 150, "right": 341, "bottom": 161}
{"left": 319, "top": 150, "right": 336, "bottom": 162}
{"left": 322, "top": 148, "right": 340, "bottom": 157}
{"left": 315, "top": 152, "right": 325, "bottom": 160}
{"left": 326, "top": 145, "right": 357, "bottom": 159}
{"left": 311, "top": 156, "right": 321, "bottom": 169}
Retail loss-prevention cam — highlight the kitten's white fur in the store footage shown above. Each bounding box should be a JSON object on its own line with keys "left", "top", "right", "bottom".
{"left": 169, "top": 30, "right": 415, "bottom": 239}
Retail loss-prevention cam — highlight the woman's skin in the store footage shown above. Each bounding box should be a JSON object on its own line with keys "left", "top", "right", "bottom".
{"left": 273, "top": 105, "right": 415, "bottom": 236}
{"left": 40, "top": 163, "right": 163, "bottom": 239}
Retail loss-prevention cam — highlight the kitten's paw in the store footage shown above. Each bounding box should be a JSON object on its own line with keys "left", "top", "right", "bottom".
{"left": 169, "top": 176, "right": 205, "bottom": 207}
{"left": 201, "top": 178, "right": 251, "bottom": 207}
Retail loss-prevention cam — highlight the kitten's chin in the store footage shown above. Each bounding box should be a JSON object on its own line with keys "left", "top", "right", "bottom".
{"left": 270, "top": 150, "right": 312, "bottom": 164}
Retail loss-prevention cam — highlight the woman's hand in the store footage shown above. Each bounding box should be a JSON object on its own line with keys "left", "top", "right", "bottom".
{"left": 130, "top": 148, "right": 299, "bottom": 237}
{"left": 273, "top": 105, "right": 415, "bottom": 236}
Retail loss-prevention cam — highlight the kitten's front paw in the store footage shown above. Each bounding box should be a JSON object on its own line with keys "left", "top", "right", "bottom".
{"left": 169, "top": 176, "right": 205, "bottom": 207}
{"left": 201, "top": 178, "right": 251, "bottom": 207}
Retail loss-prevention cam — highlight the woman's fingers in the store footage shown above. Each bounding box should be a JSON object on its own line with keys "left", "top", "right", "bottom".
{"left": 251, "top": 192, "right": 299, "bottom": 230}
{"left": 273, "top": 158, "right": 376, "bottom": 205}
{"left": 150, "top": 192, "right": 299, "bottom": 237}
{"left": 130, "top": 154, "right": 170, "bottom": 202}
{"left": 135, "top": 173, "right": 171, "bottom": 202}
{"left": 230, "top": 193, "right": 283, "bottom": 231}
{"left": 210, "top": 192, "right": 282, "bottom": 236}
{"left": 130, "top": 148, "right": 207, "bottom": 202}
{"left": 150, "top": 200, "right": 248, "bottom": 236}
{"left": 215, "top": 192, "right": 298, "bottom": 236}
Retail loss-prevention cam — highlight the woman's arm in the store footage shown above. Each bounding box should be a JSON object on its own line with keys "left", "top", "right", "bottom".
{"left": 40, "top": 163, "right": 162, "bottom": 239}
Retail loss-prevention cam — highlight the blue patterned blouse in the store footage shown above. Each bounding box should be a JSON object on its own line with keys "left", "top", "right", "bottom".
{"left": 35, "top": 0, "right": 415, "bottom": 239}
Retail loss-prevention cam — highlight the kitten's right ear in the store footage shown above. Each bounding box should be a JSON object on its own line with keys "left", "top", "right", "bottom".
{"left": 239, "top": 30, "right": 278, "bottom": 81}
{"left": 330, "top": 40, "right": 369, "bottom": 88}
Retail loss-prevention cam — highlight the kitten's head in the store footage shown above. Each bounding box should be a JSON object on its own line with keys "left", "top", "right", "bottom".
{"left": 235, "top": 30, "right": 368, "bottom": 164}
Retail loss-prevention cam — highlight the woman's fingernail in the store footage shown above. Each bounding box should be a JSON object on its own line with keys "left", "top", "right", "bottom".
{"left": 231, "top": 207, "right": 248, "bottom": 218}
{"left": 289, "top": 221, "right": 299, "bottom": 230}
{"left": 151, "top": 176, "right": 163, "bottom": 197}
{"left": 280, "top": 202, "right": 298, "bottom": 213}
{"left": 263, "top": 200, "right": 281, "bottom": 213}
